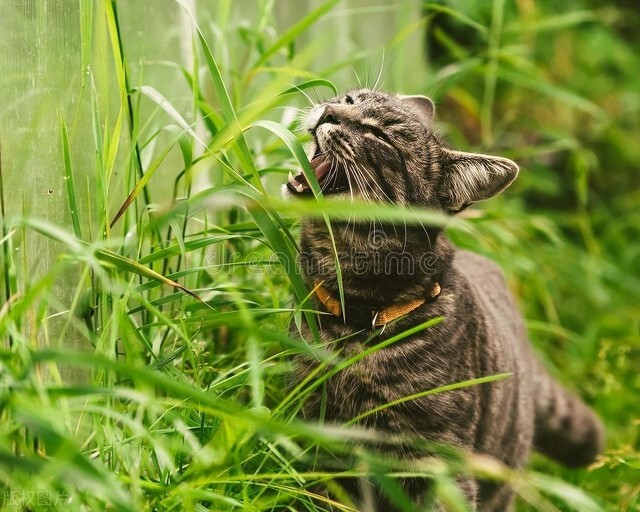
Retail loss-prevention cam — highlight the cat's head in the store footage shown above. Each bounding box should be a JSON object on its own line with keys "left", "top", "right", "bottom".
{"left": 284, "top": 88, "right": 518, "bottom": 213}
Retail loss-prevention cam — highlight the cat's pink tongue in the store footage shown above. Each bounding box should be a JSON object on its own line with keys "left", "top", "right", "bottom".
{"left": 288, "top": 155, "right": 331, "bottom": 192}
{"left": 310, "top": 155, "right": 332, "bottom": 181}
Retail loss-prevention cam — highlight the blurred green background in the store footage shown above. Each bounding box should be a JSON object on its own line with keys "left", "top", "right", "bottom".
{"left": 0, "top": 1, "right": 638, "bottom": 510}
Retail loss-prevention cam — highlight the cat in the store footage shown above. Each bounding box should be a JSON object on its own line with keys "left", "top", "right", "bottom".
{"left": 283, "top": 88, "right": 604, "bottom": 511}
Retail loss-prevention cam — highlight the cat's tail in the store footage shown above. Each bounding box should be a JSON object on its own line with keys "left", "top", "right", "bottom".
{"left": 532, "top": 366, "right": 605, "bottom": 468}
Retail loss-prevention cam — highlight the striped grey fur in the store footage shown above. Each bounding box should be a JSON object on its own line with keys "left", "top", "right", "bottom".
{"left": 286, "top": 89, "right": 604, "bottom": 511}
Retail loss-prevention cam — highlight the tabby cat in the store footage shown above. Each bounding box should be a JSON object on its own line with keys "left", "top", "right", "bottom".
{"left": 284, "top": 89, "right": 604, "bottom": 511}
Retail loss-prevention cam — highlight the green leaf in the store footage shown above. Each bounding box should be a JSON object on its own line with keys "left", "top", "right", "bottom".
{"left": 497, "top": 67, "right": 605, "bottom": 120}
{"left": 60, "top": 118, "right": 82, "bottom": 239}
{"left": 13, "top": 403, "right": 133, "bottom": 511}
{"left": 136, "top": 85, "right": 208, "bottom": 150}
{"left": 424, "top": 3, "right": 489, "bottom": 37}
{"left": 505, "top": 10, "right": 599, "bottom": 34}
{"left": 278, "top": 78, "right": 338, "bottom": 97}
{"left": 195, "top": 22, "right": 263, "bottom": 191}
{"left": 110, "top": 130, "right": 182, "bottom": 228}
{"left": 253, "top": 0, "right": 340, "bottom": 69}
{"left": 529, "top": 473, "right": 605, "bottom": 512}
{"left": 95, "top": 247, "right": 208, "bottom": 306}
{"left": 347, "top": 373, "right": 513, "bottom": 425}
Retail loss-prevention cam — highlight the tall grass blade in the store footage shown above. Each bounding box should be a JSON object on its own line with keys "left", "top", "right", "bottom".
{"left": 15, "top": 217, "right": 207, "bottom": 307}
{"left": 528, "top": 473, "right": 605, "bottom": 512}
{"left": 252, "top": 0, "right": 341, "bottom": 69}
{"left": 110, "top": 132, "right": 182, "bottom": 228}
{"left": 423, "top": 3, "right": 489, "bottom": 36}
{"left": 347, "top": 373, "right": 512, "bottom": 425}
{"left": 0, "top": 141, "right": 15, "bottom": 346}
{"left": 194, "top": 23, "right": 263, "bottom": 190}
{"left": 279, "top": 78, "right": 338, "bottom": 97}
{"left": 94, "top": 248, "right": 209, "bottom": 306}
{"left": 61, "top": 118, "right": 83, "bottom": 239}
{"left": 136, "top": 85, "right": 208, "bottom": 149}
{"left": 497, "top": 68, "right": 605, "bottom": 120}
{"left": 14, "top": 404, "right": 133, "bottom": 512}
{"left": 251, "top": 119, "right": 347, "bottom": 310}
{"left": 105, "top": 0, "right": 154, "bottom": 213}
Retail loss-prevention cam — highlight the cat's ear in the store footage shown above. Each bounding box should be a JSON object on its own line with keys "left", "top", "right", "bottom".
{"left": 440, "top": 148, "right": 519, "bottom": 212}
{"left": 400, "top": 95, "right": 435, "bottom": 125}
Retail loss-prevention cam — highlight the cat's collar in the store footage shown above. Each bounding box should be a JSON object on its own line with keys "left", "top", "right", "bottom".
{"left": 313, "top": 281, "right": 441, "bottom": 330}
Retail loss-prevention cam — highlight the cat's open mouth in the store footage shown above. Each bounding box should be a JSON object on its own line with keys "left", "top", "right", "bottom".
{"left": 286, "top": 153, "right": 350, "bottom": 195}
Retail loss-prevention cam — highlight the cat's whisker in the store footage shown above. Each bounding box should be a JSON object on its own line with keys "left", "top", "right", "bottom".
{"left": 277, "top": 106, "right": 308, "bottom": 114}
{"left": 291, "top": 107, "right": 315, "bottom": 137}
{"left": 418, "top": 219, "right": 432, "bottom": 251}
{"left": 372, "top": 50, "right": 386, "bottom": 93}
{"left": 352, "top": 162, "right": 378, "bottom": 194}
{"left": 364, "top": 60, "right": 371, "bottom": 90}
{"left": 340, "top": 159, "right": 357, "bottom": 206}
{"left": 346, "top": 162, "right": 368, "bottom": 197}
{"left": 349, "top": 163, "right": 374, "bottom": 205}
{"left": 343, "top": 162, "right": 359, "bottom": 203}
{"left": 319, "top": 158, "right": 343, "bottom": 195}
{"left": 313, "top": 148, "right": 331, "bottom": 160}
{"left": 287, "top": 84, "right": 316, "bottom": 108}
{"left": 355, "top": 162, "right": 394, "bottom": 203}
{"left": 402, "top": 217, "right": 409, "bottom": 253}
{"left": 343, "top": 164, "right": 357, "bottom": 233}
{"left": 351, "top": 67, "right": 363, "bottom": 89}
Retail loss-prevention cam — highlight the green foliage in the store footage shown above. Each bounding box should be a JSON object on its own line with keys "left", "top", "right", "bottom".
{"left": 0, "top": 1, "right": 637, "bottom": 511}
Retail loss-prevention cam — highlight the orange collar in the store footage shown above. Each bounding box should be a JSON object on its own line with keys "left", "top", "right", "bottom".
{"left": 314, "top": 281, "right": 441, "bottom": 328}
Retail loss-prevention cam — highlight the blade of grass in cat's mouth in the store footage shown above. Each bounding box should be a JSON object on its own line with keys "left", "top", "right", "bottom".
{"left": 287, "top": 154, "right": 350, "bottom": 195}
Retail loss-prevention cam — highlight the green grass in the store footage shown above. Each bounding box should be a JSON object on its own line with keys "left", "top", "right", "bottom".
{"left": 0, "top": 1, "right": 638, "bottom": 511}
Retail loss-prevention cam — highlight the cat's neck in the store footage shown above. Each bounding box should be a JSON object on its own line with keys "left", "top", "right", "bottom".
{"left": 299, "top": 220, "right": 452, "bottom": 309}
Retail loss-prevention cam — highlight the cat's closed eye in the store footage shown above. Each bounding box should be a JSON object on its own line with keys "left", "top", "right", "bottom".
{"left": 382, "top": 118, "right": 401, "bottom": 127}
{"left": 362, "top": 124, "right": 390, "bottom": 142}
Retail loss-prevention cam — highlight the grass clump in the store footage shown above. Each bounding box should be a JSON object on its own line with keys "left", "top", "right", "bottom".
{"left": 0, "top": 1, "right": 637, "bottom": 511}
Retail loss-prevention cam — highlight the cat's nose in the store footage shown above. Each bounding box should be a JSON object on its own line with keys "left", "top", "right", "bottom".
{"left": 317, "top": 105, "right": 340, "bottom": 127}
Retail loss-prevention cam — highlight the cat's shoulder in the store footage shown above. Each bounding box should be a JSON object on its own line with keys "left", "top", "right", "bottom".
{"left": 451, "top": 249, "right": 525, "bottom": 340}
{"left": 451, "top": 249, "right": 512, "bottom": 297}
{"left": 453, "top": 249, "right": 505, "bottom": 279}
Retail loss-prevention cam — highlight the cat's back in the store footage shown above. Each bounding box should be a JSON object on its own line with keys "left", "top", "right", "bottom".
{"left": 452, "top": 249, "right": 528, "bottom": 346}
{"left": 452, "top": 249, "right": 511, "bottom": 296}
{"left": 451, "top": 249, "right": 536, "bottom": 476}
